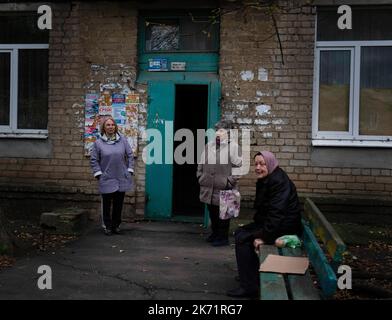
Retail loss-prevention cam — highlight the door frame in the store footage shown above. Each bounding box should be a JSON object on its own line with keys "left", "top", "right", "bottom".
{"left": 145, "top": 78, "right": 221, "bottom": 225}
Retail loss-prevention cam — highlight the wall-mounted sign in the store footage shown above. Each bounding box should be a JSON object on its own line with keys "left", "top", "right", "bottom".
{"left": 148, "top": 58, "right": 168, "bottom": 71}
{"left": 171, "top": 62, "right": 186, "bottom": 71}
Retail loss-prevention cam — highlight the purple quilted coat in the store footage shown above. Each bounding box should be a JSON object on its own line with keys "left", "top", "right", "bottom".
{"left": 90, "top": 133, "right": 134, "bottom": 194}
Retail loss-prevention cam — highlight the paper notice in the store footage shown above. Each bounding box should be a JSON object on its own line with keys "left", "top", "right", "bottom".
{"left": 259, "top": 254, "right": 309, "bottom": 274}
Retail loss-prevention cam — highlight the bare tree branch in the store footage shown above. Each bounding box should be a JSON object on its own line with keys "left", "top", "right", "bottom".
{"left": 270, "top": 11, "right": 284, "bottom": 65}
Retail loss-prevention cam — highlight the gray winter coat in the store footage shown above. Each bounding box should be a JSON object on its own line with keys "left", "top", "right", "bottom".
{"left": 196, "top": 140, "right": 242, "bottom": 206}
{"left": 90, "top": 133, "right": 134, "bottom": 194}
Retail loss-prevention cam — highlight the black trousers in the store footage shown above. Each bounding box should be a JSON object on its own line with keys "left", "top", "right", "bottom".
{"left": 207, "top": 204, "right": 230, "bottom": 240}
{"left": 234, "top": 222, "right": 303, "bottom": 293}
{"left": 101, "top": 191, "right": 125, "bottom": 230}
{"left": 234, "top": 223, "right": 262, "bottom": 293}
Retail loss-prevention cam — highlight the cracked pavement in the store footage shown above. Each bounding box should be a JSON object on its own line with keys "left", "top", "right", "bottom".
{"left": 0, "top": 221, "right": 239, "bottom": 300}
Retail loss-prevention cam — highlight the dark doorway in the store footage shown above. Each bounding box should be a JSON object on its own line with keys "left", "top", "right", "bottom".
{"left": 172, "top": 85, "right": 208, "bottom": 217}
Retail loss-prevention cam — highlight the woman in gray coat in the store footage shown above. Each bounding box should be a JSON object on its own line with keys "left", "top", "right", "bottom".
{"left": 90, "top": 117, "right": 134, "bottom": 235}
{"left": 197, "top": 120, "right": 242, "bottom": 246}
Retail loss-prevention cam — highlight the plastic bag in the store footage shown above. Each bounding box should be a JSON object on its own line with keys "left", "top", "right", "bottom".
{"left": 275, "top": 235, "right": 302, "bottom": 249}
{"left": 219, "top": 190, "right": 241, "bottom": 220}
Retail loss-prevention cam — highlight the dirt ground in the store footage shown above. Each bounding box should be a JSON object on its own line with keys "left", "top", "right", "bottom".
{"left": 0, "top": 214, "right": 78, "bottom": 269}
{"left": 1, "top": 213, "right": 392, "bottom": 300}
{"left": 330, "top": 221, "right": 392, "bottom": 300}
{"left": 333, "top": 241, "right": 392, "bottom": 300}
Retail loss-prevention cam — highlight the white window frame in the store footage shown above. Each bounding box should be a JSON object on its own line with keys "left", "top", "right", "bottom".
{"left": 0, "top": 43, "right": 49, "bottom": 139}
{"left": 312, "top": 40, "right": 392, "bottom": 148}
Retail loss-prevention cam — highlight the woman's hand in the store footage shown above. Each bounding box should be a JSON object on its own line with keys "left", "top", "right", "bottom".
{"left": 275, "top": 238, "right": 285, "bottom": 248}
{"left": 254, "top": 238, "right": 264, "bottom": 253}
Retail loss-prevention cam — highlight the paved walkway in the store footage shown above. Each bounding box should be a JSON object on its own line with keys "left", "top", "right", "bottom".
{"left": 0, "top": 221, "right": 240, "bottom": 300}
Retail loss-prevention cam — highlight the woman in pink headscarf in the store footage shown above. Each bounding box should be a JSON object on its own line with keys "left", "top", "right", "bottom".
{"left": 227, "top": 151, "right": 302, "bottom": 298}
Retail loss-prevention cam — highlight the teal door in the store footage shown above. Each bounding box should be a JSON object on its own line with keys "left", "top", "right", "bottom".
{"left": 145, "top": 79, "right": 221, "bottom": 222}
{"left": 145, "top": 81, "right": 175, "bottom": 219}
{"left": 208, "top": 80, "right": 221, "bottom": 128}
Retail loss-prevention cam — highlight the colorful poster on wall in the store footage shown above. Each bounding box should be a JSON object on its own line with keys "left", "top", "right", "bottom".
{"left": 112, "top": 93, "right": 127, "bottom": 126}
{"left": 84, "top": 92, "right": 139, "bottom": 157}
{"left": 84, "top": 93, "right": 100, "bottom": 156}
{"left": 124, "top": 93, "right": 139, "bottom": 155}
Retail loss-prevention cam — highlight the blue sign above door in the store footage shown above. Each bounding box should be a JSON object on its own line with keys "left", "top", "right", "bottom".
{"left": 148, "top": 58, "right": 168, "bottom": 71}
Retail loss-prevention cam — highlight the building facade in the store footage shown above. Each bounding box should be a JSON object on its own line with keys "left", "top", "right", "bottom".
{"left": 0, "top": 0, "right": 391, "bottom": 222}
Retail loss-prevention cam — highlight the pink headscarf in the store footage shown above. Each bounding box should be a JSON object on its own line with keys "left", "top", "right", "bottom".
{"left": 259, "top": 151, "right": 279, "bottom": 175}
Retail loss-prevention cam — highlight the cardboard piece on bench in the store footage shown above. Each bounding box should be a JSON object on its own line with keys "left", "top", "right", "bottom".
{"left": 259, "top": 254, "right": 309, "bottom": 275}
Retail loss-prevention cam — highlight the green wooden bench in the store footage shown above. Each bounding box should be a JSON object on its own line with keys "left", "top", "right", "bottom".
{"left": 258, "top": 198, "right": 347, "bottom": 300}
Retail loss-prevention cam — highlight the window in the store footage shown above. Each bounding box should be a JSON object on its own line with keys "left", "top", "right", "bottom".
{"left": 313, "top": 7, "right": 392, "bottom": 147}
{"left": 146, "top": 19, "right": 180, "bottom": 51}
{"left": 0, "top": 12, "right": 49, "bottom": 138}
{"left": 142, "top": 11, "right": 219, "bottom": 53}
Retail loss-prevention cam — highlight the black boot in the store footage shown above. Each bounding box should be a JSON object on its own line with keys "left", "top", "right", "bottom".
{"left": 227, "top": 287, "right": 258, "bottom": 299}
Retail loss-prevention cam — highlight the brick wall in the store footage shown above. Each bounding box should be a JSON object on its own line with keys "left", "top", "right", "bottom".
{"left": 0, "top": 2, "right": 142, "bottom": 219}
{"left": 0, "top": 1, "right": 391, "bottom": 219}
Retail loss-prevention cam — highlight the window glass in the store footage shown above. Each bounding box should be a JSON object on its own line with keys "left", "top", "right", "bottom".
{"left": 359, "top": 46, "right": 392, "bottom": 136}
{"left": 318, "top": 50, "right": 351, "bottom": 131}
{"left": 317, "top": 7, "right": 392, "bottom": 41}
{"left": 146, "top": 19, "right": 179, "bottom": 51}
{"left": 17, "top": 49, "right": 48, "bottom": 129}
{"left": 144, "top": 11, "right": 219, "bottom": 52}
{"left": 0, "top": 52, "right": 10, "bottom": 126}
{"left": 0, "top": 12, "right": 49, "bottom": 44}
{"left": 179, "top": 15, "right": 218, "bottom": 51}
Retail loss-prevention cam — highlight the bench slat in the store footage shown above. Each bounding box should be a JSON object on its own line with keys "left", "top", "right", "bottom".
{"left": 259, "top": 245, "right": 289, "bottom": 300}
{"left": 302, "top": 223, "right": 337, "bottom": 298}
{"left": 303, "top": 198, "right": 346, "bottom": 266}
{"left": 282, "top": 247, "right": 320, "bottom": 300}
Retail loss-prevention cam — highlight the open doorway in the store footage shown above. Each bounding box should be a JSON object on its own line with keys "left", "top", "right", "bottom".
{"left": 172, "top": 85, "right": 208, "bottom": 217}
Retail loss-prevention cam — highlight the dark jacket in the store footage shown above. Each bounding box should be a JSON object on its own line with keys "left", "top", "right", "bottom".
{"left": 252, "top": 167, "right": 302, "bottom": 244}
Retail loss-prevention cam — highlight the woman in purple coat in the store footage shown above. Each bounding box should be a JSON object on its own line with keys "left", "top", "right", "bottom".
{"left": 90, "top": 117, "right": 134, "bottom": 235}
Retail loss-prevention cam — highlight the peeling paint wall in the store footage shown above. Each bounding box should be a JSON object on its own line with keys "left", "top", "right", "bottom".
{"left": 255, "top": 104, "right": 271, "bottom": 116}
{"left": 240, "top": 70, "right": 254, "bottom": 81}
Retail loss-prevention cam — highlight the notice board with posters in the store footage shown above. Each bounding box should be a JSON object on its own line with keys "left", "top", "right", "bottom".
{"left": 84, "top": 91, "right": 139, "bottom": 156}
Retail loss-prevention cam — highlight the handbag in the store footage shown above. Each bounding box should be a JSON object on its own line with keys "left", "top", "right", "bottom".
{"left": 219, "top": 189, "right": 241, "bottom": 220}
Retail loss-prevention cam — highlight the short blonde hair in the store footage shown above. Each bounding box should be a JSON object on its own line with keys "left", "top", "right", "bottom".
{"left": 100, "top": 117, "right": 119, "bottom": 136}
{"left": 214, "top": 119, "right": 233, "bottom": 130}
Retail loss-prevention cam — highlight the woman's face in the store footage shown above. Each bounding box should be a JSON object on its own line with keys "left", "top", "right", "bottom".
{"left": 104, "top": 119, "right": 116, "bottom": 135}
{"left": 215, "top": 128, "right": 228, "bottom": 143}
{"left": 255, "top": 155, "right": 268, "bottom": 179}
